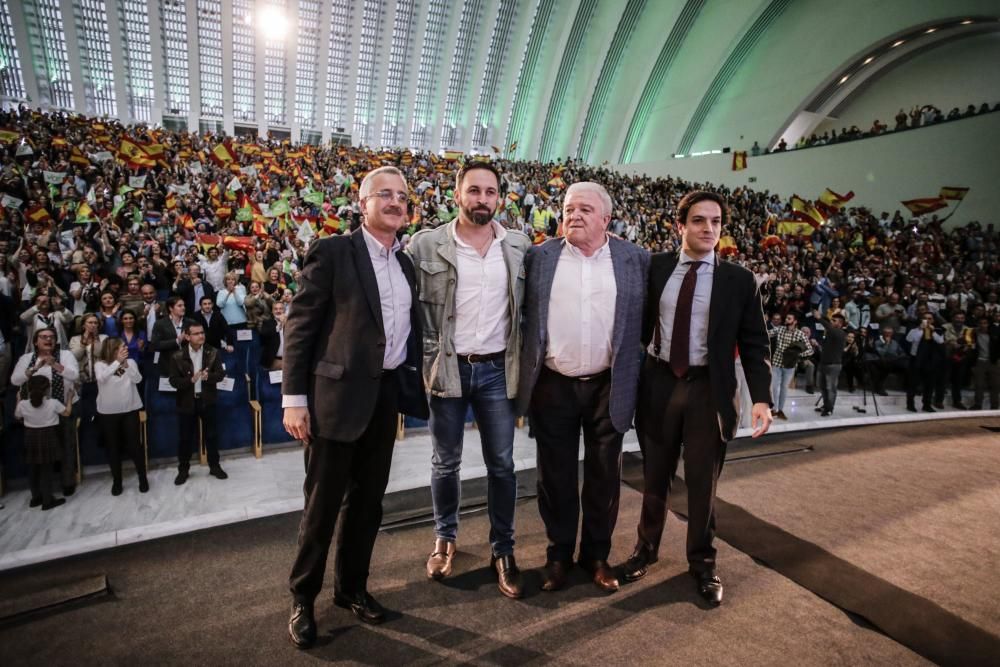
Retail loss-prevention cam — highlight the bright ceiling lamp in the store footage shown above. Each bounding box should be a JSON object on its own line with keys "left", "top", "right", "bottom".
{"left": 258, "top": 4, "right": 289, "bottom": 39}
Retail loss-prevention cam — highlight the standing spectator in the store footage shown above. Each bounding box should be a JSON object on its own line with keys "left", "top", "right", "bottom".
{"left": 96, "top": 291, "right": 122, "bottom": 338}
{"left": 813, "top": 309, "right": 847, "bottom": 416}
{"left": 95, "top": 338, "right": 147, "bottom": 495}
{"left": 167, "top": 321, "right": 228, "bottom": 485}
{"left": 199, "top": 245, "right": 229, "bottom": 291}
{"left": 11, "top": 328, "right": 81, "bottom": 495}
{"left": 69, "top": 313, "right": 107, "bottom": 447}
{"left": 870, "top": 327, "right": 908, "bottom": 395}
{"left": 15, "top": 375, "right": 73, "bottom": 510}
{"left": 194, "top": 296, "right": 233, "bottom": 352}
{"left": 138, "top": 284, "right": 163, "bottom": 336}
{"left": 259, "top": 300, "right": 285, "bottom": 370}
{"left": 943, "top": 312, "right": 975, "bottom": 409}
{"left": 215, "top": 273, "right": 247, "bottom": 334}
{"left": 243, "top": 281, "right": 273, "bottom": 330}
{"left": 20, "top": 293, "right": 74, "bottom": 353}
{"left": 119, "top": 309, "right": 147, "bottom": 364}
{"left": 971, "top": 317, "right": 1000, "bottom": 410}
{"left": 843, "top": 290, "right": 871, "bottom": 332}
{"left": 905, "top": 313, "right": 945, "bottom": 412}
{"left": 151, "top": 297, "right": 189, "bottom": 374}
{"left": 769, "top": 313, "right": 812, "bottom": 419}
{"left": 841, "top": 330, "right": 863, "bottom": 392}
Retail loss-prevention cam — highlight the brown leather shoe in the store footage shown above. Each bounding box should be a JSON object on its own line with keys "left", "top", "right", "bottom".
{"left": 492, "top": 554, "right": 524, "bottom": 599}
{"left": 426, "top": 538, "right": 456, "bottom": 580}
{"left": 579, "top": 559, "right": 619, "bottom": 593}
{"left": 540, "top": 560, "right": 572, "bottom": 592}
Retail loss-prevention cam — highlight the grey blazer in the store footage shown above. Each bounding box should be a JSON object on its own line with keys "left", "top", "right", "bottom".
{"left": 516, "top": 236, "right": 650, "bottom": 433}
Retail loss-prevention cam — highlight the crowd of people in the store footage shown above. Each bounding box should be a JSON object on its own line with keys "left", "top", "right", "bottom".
{"left": 0, "top": 106, "right": 998, "bottom": 509}
{"left": 755, "top": 99, "right": 1000, "bottom": 154}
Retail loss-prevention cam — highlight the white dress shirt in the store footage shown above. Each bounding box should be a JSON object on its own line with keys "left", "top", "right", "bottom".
{"left": 453, "top": 221, "right": 510, "bottom": 355}
{"left": 94, "top": 360, "right": 143, "bottom": 414}
{"left": 651, "top": 250, "right": 715, "bottom": 367}
{"left": 11, "top": 350, "right": 81, "bottom": 404}
{"left": 362, "top": 224, "right": 412, "bottom": 370}
{"left": 189, "top": 344, "right": 204, "bottom": 394}
{"left": 545, "top": 237, "right": 617, "bottom": 376}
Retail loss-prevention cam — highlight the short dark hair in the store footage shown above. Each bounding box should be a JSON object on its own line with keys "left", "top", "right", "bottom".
{"left": 675, "top": 190, "right": 729, "bottom": 228}
{"left": 199, "top": 296, "right": 214, "bottom": 306}
{"left": 456, "top": 160, "right": 501, "bottom": 191}
{"left": 183, "top": 321, "right": 204, "bottom": 335}
{"left": 832, "top": 313, "right": 846, "bottom": 323}
{"left": 165, "top": 296, "right": 184, "bottom": 310}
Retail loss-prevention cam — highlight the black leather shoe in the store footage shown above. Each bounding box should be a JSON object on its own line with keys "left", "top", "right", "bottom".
{"left": 622, "top": 548, "right": 655, "bottom": 582}
{"left": 579, "top": 559, "right": 619, "bottom": 592}
{"left": 41, "top": 498, "right": 66, "bottom": 511}
{"left": 174, "top": 468, "right": 189, "bottom": 485}
{"left": 288, "top": 601, "right": 316, "bottom": 649}
{"left": 540, "top": 560, "right": 571, "bottom": 592}
{"left": 29, "top": 497, "right": 42, "bottom": 508}
{"left": 334, "top": 591, "right": 386, "bottom": 625}
{"left": 492, "top": 554, "right": 524, "bottom": 599}
{"left": 111, "top": 481, "right": 123, "bottom": 496}
{"left": 139, "top": 477, "right": 150, "bottom": 493}
{"left": 62, "top": 485, "right": 75, "bottom": 497}
{"left": 209, "top": 466, "right": 228, "bottom": 480}
{"left": 691, "top": 570, "right": 723, "bottom": 605}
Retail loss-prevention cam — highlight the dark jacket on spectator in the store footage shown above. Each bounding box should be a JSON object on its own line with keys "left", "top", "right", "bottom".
{"left": 193, "top": 309, "right": 232, "bottom": 350}
{"left": 168, "top": 342, "right": 226, "bottom": 412}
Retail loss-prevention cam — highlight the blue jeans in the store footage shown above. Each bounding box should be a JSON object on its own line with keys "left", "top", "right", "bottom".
{"left": 429, "top": 358, "right": 516, "bottom": 556}
{"left": 771, "top": 366, "right": 796, "bottom": 412}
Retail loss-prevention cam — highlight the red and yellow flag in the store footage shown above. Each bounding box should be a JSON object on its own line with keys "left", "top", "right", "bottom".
{"left": 210, "top": 142, "right": 237, "bottom": 167}
{"left": 901, "top": 197, "right": 948, "bottom": 216}
{"left": 790, "top": 195, "right": 826, "bottom": 228}
{"left": 938, "top": 186, "right": 969, "bottom": 201}
{"left": 731, "top": 151, "right": 748, "bottom": 171}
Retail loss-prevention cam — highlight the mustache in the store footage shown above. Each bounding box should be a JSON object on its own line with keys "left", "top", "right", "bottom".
{"left": 382, "top": 206, "right": 403, "bottom": 215}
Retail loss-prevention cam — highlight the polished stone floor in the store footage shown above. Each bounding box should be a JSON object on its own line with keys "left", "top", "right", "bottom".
{"left": 1, "top": 387, "right": 995, "bottom": 572}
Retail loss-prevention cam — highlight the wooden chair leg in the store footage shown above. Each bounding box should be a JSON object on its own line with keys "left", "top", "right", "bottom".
{"left": 199, "top": 418, "right": 208, "bottom": 466}
{"left": 75, "top": 417, "right": 82, "bottom": 485}
{"left": 396, "top": 414, "right": 404, "bottom": 441}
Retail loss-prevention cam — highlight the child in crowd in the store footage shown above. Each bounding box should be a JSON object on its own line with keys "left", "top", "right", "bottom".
{"left": 15, "top": 375, "right": 74, "bottom": 510}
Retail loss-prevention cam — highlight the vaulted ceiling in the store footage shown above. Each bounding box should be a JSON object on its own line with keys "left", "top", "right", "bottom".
{"left": 0, "top": 0, "right": 996, "bottom": 163}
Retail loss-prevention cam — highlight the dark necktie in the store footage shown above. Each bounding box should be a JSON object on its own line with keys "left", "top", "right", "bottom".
{"left": 670, "top": 261, "right": 703, "bottom": 378}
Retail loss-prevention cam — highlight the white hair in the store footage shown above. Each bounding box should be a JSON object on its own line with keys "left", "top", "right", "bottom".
{"left": 565, "top": 181, "right": 613, "bottom": 218}
{"left": 359, "top": 166, "right": 407, "bottom": 199}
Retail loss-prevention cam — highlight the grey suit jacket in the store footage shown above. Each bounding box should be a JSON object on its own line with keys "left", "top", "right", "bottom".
{"left": 517, "top": 236, "right": 650, "bottom": 433}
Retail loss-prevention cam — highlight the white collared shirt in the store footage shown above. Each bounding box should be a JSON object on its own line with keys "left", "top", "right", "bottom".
{"left": 361, "top": 224, "right": 412, "bottom": 370}
{"left": 189, "top": 344, "right": 204, "bottom": 394}
{"left": 651, "top": 250, "right": 715, "bottom": 367}
{"left": 545, "top": 237, "right": 617, "bottom": 376}
{"left": 453, "top": 221, "right": 510, "bottom": 355}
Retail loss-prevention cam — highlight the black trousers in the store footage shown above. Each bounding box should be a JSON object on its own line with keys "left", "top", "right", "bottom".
{"left": 906, "top": 360, "right": 934, "bottom": 408}
{"left": 29, "top": 463, "right": 55, "bottom": 504}
{"left": 635, "top": 357, "right": 726, "bottom": 574}
{"left": 100, "top": 410, "right": 145, "bottom": 483}
{"left": 288, "top": 371, "right": 399, "bottom": 603}
{"left": 530, "top": 367, "right": 623, "bottom": 563}
{"left": 177, "top": 397, "right": 219, "bottom": 469}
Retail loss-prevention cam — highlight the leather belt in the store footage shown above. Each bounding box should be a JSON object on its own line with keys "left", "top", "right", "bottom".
{"left": 650, "top": 355, "right": 708, "bottom": 380}
{"left": 457, "top": 351, "right": 505, "bottom": 364}
{"left": 566, "top": 368, "right": 611, "bottom": 382}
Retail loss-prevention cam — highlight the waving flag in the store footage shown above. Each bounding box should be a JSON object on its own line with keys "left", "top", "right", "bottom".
{"left": 938, "top": 186, "right": 969, "bottom": 201}
{"left": 901, "top": 197, "right": 947, "bottom": 216}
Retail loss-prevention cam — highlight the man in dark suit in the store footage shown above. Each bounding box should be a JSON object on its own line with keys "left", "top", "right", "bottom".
{"left": 192, "top": 295, "right": 234, "bottom": 352}
{"left": 517, "top": 182, "right": 649, "bottom": 593}
{"left": 167, "top": 320, "right": 227, "bottom": 484}
{"left": 282, "top": 166, "right": 428, "bottom": 649}
{"left": 176, "top": 263, "right": 216, "bottom": 315}
{"left": 150, "top": 296, "right": 191, "bottom": 374}
{"left": 622, "top": 190, "right": 773, "bottom": 605}
{"left": 258, "top": 301, "right": 285, "bottom": 369}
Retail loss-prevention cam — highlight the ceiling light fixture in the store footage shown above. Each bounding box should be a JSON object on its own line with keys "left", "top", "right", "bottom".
{"left": 863, "top": 56, "right": 875, "bottom": 65}
{"left": 891, "top": 39, "right": 905, "bottom": 47}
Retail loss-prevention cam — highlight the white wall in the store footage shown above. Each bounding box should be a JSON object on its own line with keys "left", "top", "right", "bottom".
{"left": 815, "top": 32, "right": 1000, "bottom": 135}
{"left": 616, "top": 111, "right": 1000, "bottom": 227}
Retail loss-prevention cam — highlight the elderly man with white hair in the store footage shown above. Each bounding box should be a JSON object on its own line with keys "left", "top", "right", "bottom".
{"left": 516, "top": 181, "right": 650, "bottom": 593}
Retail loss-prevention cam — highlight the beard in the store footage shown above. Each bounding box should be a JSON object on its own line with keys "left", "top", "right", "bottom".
{"left": 465, "top": 206, "right": 494, "bottom": 226}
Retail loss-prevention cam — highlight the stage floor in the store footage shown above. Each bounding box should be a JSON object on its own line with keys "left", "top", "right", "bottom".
{"left": 1, "top": 387, "right": 996, "bottom": 572}
{"left": 1, "top": 416, "right": 997, "bottom": 665}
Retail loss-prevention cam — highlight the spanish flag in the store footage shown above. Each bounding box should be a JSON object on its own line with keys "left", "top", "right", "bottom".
{"left": 938, "top": 186, "right": 969, "bottom": 201}
{"left": 777, "top": 220, "right": 816, "bottom": 236}
{"left": 790, "top": 195, "right": 826, "bottom": 228}
{"left": 210, "top": 142, "right": 237, "bottom": 167}
{"left": 51, "top": 136, "right": 68, "bottom": 148}
{"left": 717, "top": 235, "right": 738, "bottom": 256}
{"left": 26, "top": 204, "right": 53, "bottom": 225}
{"left": 69, "top": 146, "right": 90, "bottom": 167}
{"left": 0, "top": 128, "right": 19, "bottom": 143}
{"left": 165, "top": 192, "right": 178, "bottom": 210}
{"left": 731, "top": 151, "right": 748, "bottom": 171}
{"left": 818, "top": 188, "right": 854, "bottom": 210}
{"left": 901, "top": 197, "right": 948, "bottom": 216}
{"left": 443, "top": 150, "right": 464, "bottom": 162}
{"left": 179, "top": 213, "right": 195, "bottom": 231}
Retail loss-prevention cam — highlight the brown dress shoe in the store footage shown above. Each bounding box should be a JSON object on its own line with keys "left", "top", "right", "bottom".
{"left": 492, "top": 554, "right": 524, "bottom": 599}
{"left": 426, "top": 538, "right": 456, "bottom": 580}
{"left": 540, "top": 560, "right": 571, "bottom": 592}
{"left": 579, "top": 559, "right": 619, "bottom": 593}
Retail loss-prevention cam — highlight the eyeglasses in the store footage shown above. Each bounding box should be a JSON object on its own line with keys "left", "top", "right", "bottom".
{"left": 367, "top": 190, "right": 409, "bottom": 204}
